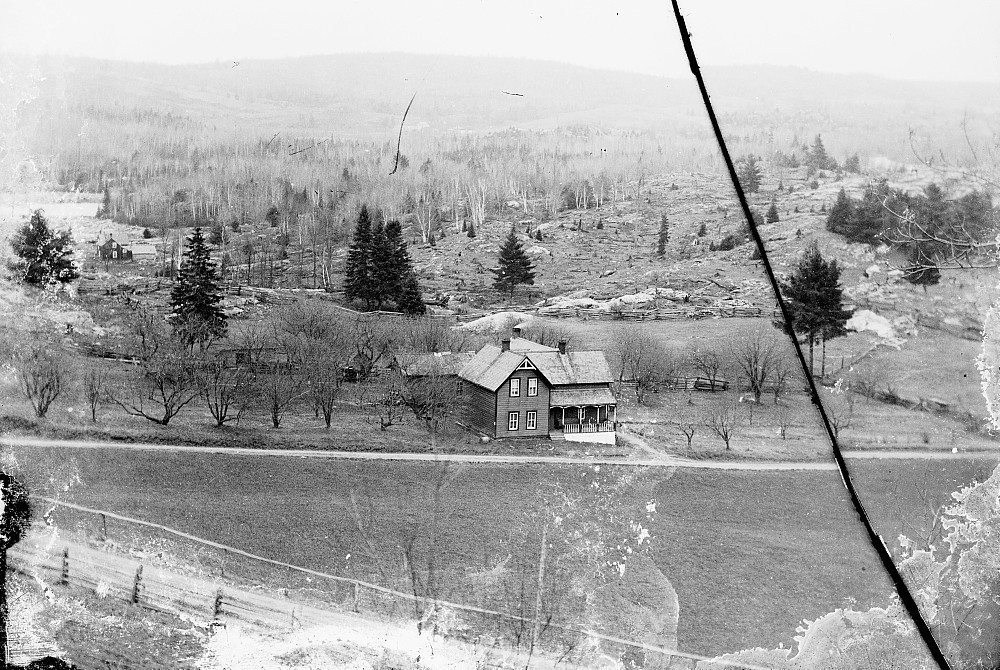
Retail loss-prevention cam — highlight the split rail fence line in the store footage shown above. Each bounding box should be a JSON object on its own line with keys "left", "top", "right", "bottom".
{"left": 10, "top": 496, "right": 778, "bottom": 670}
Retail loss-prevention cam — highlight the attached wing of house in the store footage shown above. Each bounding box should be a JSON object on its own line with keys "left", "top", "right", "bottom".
{"left": 459, "top": 335, "right": 617, "bottom": 444}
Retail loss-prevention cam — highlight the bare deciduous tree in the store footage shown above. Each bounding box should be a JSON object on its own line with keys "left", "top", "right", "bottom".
{"left": 396, "top": 360, "right": 455, "bottom": 436}
{"left": 199, "top": 357, "right": 252, "bottom": 427}
{"left": 361, "top": 377, "right": 405, "bottom": 431}
{"left": 82, "top": 363, "right": 111, "bottom": 422}
{"left": 688, "top": 345, "right": 728, "bottom": 392}
{"left": 729, "top": 324, "right": 782, "bottom": 404}
{"left": 613, "top": 327, "right": 676, "bottom": 405}
{"left": 704, "top": 395, "right": 742, "bottom": 450}
{"left": 10, "top": 345, "right": 66, "bottom": 418}
{"left": 111, "top": 346, "right": 202, "bottom": 425}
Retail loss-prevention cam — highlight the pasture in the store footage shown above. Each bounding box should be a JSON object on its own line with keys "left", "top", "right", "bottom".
{"left": 7, "top": 444, "right": 962, "bottom": 657}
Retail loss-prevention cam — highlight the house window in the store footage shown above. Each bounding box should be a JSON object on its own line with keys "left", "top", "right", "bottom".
{"left": 527, "top": 377, "right": 538, "bottom": 397}
{"left": 112, "top": 250, "right": 118, "bottom": 259}
{"left": 456, "top": 380, "right": 463, "bottom": 397}
{"left": 508, "top": 412, "right": 519, "bottom": 431}
{"left": 526, "top": 411, "right": 537, "bottom": 430}
{"left": 509, "top": 378, "right": 520, "bottom": 397}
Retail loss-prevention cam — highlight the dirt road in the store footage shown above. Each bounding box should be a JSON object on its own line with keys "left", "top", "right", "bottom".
{"left": 3, "top": 434, "right": 839, "bottom": 470}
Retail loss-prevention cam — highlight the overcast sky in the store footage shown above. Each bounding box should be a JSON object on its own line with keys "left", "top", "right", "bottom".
{"left": 4, "top": 0, "right": 1000, "bottom": 83}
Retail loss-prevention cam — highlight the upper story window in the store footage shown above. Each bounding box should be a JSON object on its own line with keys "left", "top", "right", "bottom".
{"left": 509, "top": 378, "right": 520, "bottom": 397}
{"left": 527, "top": 377, "right": 538, "bottom": 397}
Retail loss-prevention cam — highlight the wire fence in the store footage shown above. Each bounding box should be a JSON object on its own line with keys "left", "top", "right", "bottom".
{"left": 9, "top": 496, "right": 780, "bottom": 670}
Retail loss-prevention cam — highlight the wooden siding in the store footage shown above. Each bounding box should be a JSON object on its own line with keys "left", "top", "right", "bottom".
{"left": 494, "top": 371, "right": 550, "bottom": 438}
{"left": 464, "top": 382, "right": 497, "bottom": 435}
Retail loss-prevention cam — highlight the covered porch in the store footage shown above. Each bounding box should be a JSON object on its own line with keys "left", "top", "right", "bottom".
{"left": 549, "top": 388, "right": 617, "bottom": 445}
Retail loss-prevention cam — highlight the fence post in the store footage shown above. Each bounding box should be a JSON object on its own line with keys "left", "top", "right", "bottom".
{"left": 131, "top": 565, "right": 143, "bottom": 604}
{"left": 352, "top": 582, "right": 360, "bottom": 613}
{"left": 59, "top": 548, "right": 69, "bottom": 585}
{"left": 213, "top": 589, "right": 224, "bottom": 619}
{"left": 99, "top": 513, "right": 107, "bottom": 542}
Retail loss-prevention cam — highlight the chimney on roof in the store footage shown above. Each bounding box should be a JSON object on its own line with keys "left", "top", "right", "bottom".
{"left": 512, "top": 326, "right": 521, "bottom": 339}
{"left": 558, "top": 340, "right": 568, "bottom": 354}
{"left": 501, "top": 339, "right": 511, "bottom": 352}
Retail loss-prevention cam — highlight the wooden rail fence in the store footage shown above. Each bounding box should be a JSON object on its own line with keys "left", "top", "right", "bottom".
{"left": 8, "top": 496, "right": 777, "bottom": 670}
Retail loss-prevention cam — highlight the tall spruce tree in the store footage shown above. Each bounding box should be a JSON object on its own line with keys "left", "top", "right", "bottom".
{"left": 397, "top": 271, "right": 426, "bottom": 315}
{"left": 656, "top": 214, "right": 670, "bottom": 256}
{"left": 766, "top": 200, "right": 780, "bottom": 223}
{"left": 170, "top": 227, "right": 227, "bottom": 349}
{"left": 344, "top": 205, "right": 375, "bottom": 308}
{"left": 737, "top": 155, "right": 762, "bottom": 194}
{"left": 368, "top": 219, "right": 390, "bottom": 310}
{"left": 492, "top": 225, "right": 536, "bottom": 299}
{"left": 8, "top": 210, "right": 79, "bottom": 286}
{"left": 780, "top": 242, "right": 851, "bottom": 376}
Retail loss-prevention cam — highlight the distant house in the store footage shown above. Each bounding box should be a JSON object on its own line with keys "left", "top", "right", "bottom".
{"left": 96, "top": 231, "right": 133, "bottom": 262}
{"left": 130, "top": 241, "right": 158, "bottom": 262}
{"left": 458, "top": 328, "right": 617, "bottom": 444}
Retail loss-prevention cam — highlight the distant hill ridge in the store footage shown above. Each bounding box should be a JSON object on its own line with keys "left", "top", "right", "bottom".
{"left": 15, "top": 53, "right": 999, "bottom": 135}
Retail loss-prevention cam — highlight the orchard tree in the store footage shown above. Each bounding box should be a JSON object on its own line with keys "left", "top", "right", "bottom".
{"left": 170, "top": 227, "right": 227, "bottom": 350}
{"left": 492, "top": 225, "right": 536, "bottom": 299}
{"left": 9, "top": 344, "right": 67, "bottom": 418}
{"left": 779, "top": 242, "right": 851, "bottom": 376}
{"left": 8, "top": 209, "right": 79, "bottom": 286}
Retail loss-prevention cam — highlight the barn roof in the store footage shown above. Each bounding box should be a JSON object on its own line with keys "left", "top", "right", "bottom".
{"left": 459, "top": 341, "right": 614, "bottom": 391}
{"left": 395, "top": 352, "right": 476, "bottom": 377}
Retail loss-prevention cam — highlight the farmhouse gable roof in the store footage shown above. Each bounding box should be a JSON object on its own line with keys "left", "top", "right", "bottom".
{"left": 459, "top": 341, "right": 615, "bottom": 391}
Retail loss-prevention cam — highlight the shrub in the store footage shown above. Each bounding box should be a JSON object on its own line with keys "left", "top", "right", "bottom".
{"left": 142, "top": 228, "right": 153, "bottom": 239}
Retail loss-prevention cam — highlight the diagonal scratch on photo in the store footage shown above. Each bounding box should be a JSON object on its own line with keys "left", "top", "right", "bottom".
{"left": 1, "top": 0, "right": 1000, "bottom": 668}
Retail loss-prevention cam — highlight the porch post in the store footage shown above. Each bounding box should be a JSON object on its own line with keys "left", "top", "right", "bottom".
{"left": 561, "top": 407, "right": 565, "bottom": 426}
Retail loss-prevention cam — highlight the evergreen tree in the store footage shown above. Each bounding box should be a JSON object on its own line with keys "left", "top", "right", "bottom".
{"left": 843, "top": 153, "right": 862, "bottom": 173}
{"left": 737, "top": 155, "right": 762, "bottom": 194}
{"left": 779, "top": 242, "right": 851, "bottom": 376}
{"left": 97, "top": 186, "right": 112, "bottom": 218}
{"left": 169, "top": 227, "right": 227, "bottom": 349}
{"left": 492, "top": 225, "right": 536, "bottom": 299}
{"left": 467, "top": 220, "right": 477, "bottom": 238}
{"left": 825, "top": 188, "right": 854, "bottom": 237}
{"left": 808, "top": 134, "right": 838, "bottom": 170}
{"left": 8, "top": 210, "right": 79, "bottom": 286}
{"left": 369, "top": 220, "right": 391, "bottom": 309}
{"left": 384, "top": 219, "right": 419, "bottom": 310}
{"left": 766, "top": 200, "right": 780, "bottom": 223}
{"left": 396, "top": 271, "right": 426, "bottom": 315}
{"left": 344, "top": 205, "right": 376, "bottom": 309}
{"left": 656, "top": 214, "right": 670, "bottom": 256}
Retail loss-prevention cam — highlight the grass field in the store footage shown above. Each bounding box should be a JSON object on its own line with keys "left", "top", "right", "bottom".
{"left": 8, "top": 444, "right": 966, "bottom": 657}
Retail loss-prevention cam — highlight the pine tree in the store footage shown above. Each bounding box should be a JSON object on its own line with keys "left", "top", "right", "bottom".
{"left": 467, "top": 220, "right": 477, "bottom": 238}
{"left": 169, "top": 227, "right": 227, "bottom": 349}
{"left": 779, "top": 242, "right": 851, "bottom": 376}
{"left": 766, "top": 200, "right": 780, "bottom": 223}
{"left": 8, "top": 210, "right": 79, "bottom": 286}
{"left": 492, "top": 225, "right": 536, "bottom": 299}
{"left": 656, "top": 214, "right": 670, "bottom": 256}
{"left": 737, "top": 155, "right": 762, "bottom": 194}
{"left": 344, "top": 206, "right": 375, "bottom": 309}
{"left": 396, "top": 271, "right": 426, "bottom": 315}
{"left": 844, "top": 153, "right": 862, "bottom": 173}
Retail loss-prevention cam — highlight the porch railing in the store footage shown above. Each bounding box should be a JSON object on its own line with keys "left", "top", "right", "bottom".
{"left": 563, "top": 421, "right": 614, "bottom": 434}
